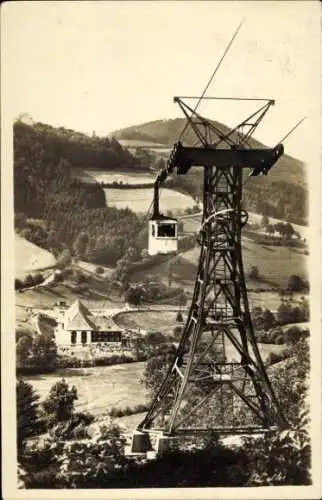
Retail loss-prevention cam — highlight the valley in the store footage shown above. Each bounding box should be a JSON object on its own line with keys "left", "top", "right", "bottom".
{"left": 14, "top": 117, "right": 310, "bottom": 466}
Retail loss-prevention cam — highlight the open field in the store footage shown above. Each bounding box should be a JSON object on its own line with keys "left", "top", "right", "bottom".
{"left": 24, "top": 362, "right": 148, "bottom": 418}
{"left": 115, "top": 310, "right": 185, "bottom": 335}
{"left": 181, "top": 212, "right": 308, "bottom": 240}
{"left": 15, "top": 279, "right": 124, "bottom": 313}
{"left": 23, "top": 339, "right": 285, "bottom": 422}
{"left": 84, "top": 169, "right": 155, "bottom": 185}
{"left": 117, "top": 139, "right": 168, "bottom": 148}
{"left": 15, "top": 234, "right": 56, "bottom": 279}
{"left": 114, "top": 309, "right": 304, "bottom": 344}
{"left": 104, "top": 187, "right": 194, "bottom": 214}
{"left": 132, "top": 238, "right": 308, "bottom": 291}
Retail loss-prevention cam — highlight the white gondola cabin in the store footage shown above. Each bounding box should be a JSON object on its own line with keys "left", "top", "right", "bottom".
{"left": 148, "top": 216, "right": 178, "bottom": 256}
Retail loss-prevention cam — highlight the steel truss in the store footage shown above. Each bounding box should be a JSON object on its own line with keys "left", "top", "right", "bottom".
{"left": 137, "top": 98, "right": 288, "bottom": 437}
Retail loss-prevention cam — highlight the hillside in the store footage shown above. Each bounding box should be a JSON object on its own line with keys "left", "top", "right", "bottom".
{"left": 14, "top": 120, "right": 145, "bottom": 267}
{"left": 131, "top": 237, "right": 308, "bottom": 293}
{"left": 112, "top": 118, "right": 308, "bottom": 225}
{"left": 15, "top": 234, "right": 57, "bottom": 278}
{"left": 112, "top": 118, "right": 305, "bottom": 186}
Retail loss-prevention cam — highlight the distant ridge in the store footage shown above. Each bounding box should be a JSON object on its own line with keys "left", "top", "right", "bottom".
{"left": 111, "top": 117, "right": 306, "bottom": 188}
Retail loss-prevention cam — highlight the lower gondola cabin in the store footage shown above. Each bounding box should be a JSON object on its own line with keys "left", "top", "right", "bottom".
{"left": 148, "top": 216, "right": 178, "bottom": 256}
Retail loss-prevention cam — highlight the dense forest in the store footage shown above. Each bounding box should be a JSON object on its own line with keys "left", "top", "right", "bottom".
{"left": 14, "top": 121, "right": 145, "bottom": 265}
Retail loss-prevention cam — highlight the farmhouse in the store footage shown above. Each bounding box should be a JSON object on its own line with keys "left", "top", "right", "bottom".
{"left": 55, "top": 299, "right": 124, "bottom": 348}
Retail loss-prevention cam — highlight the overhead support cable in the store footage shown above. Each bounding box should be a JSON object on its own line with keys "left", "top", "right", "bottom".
{"left": 177, "top": 18, "right": 245, "bottom": 143}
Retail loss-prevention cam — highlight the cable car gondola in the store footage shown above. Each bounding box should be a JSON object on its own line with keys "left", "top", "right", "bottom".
{"left": 148, "top": 214, "right": 178, "bottom": 256}
{"left": 148, "top": 160, "right": 178, "bottom": 256}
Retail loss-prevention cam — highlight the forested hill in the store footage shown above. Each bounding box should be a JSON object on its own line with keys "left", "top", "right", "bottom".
{"left": 14, "top": 120, "right": 144, "bottom": 265}
{"left": 112, "top": 118, "right": 308, "bottom": 225}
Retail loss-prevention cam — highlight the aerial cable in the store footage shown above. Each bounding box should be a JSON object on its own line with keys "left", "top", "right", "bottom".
{"left": 278, "top": 116, "right": 306, "bottom": 144}
{"left": 178, "top": 17, "right": 245, "bottom": 143}
{"left": 241, "top": 116, "right": 307, "bottom": 190}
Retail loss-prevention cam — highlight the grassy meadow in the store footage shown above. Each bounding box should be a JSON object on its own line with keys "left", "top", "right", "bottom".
{"left": 103, "top": 186, "right": 194, "bottom": 214}
{"left": 24, "top": 362, "right": 148, "bottom": 418}
{"left": 15, "top": 234, "right": 56, "bottom": 279}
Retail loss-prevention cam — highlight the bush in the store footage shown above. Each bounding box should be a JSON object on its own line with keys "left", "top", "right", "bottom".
{"left": 145, "top": 331, "right": 166, "bottom": 345}
{"left": 74, "top": 270, "right": 87, "bottom": 284}
{"left": 287, "top": 275, "right": 307, "bottom": 292}
{"left": 285, "top": 326, "right": 308, "bottom": 345}
{"left": 173, "top": 325, "right": 183, "bottom": 340}
{"left": 33, "top": 273, "right": 44, "bottom": 285}
{"left": 176, "top": 311, "right": 183, "bottom": 322}
{"left": 15, "top": 278, "right": 24, "bottom": 290}
{"left": 95, "top": 266, "right": 104, "bottom": 275}
{"left": 43, "top": 379, "right": 78, "bottom": 428}
{"left": 249, "top": 266, "right": 260, "bottom": 280}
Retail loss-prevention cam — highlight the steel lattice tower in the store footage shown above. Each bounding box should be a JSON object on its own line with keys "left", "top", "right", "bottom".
{"left": 134, "top": 98, "right": 288, "bottom": 447}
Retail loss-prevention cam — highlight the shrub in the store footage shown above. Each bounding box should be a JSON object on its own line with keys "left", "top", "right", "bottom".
{"left": 15, "top": 278, "right": 24, "bottom": 290}
{"left": 33, "top": 273, "right": 44, "bottom": 285}
{"left": 173, "top": 325, "right": 183, "bottom": 340}
{"left": 249, "top": 266, "right": 260, "bottom": 280}
{"left": 95, "top": 266, "right": 104, "bottom": 274}
{"left": 43, "top": 379, "right": 78, "bottom": 424}
{"left": 176, "top": 311, "right": 183, "bottom": 322}
{"left": 287, "top": 274, "right": 307, "bottom": 292}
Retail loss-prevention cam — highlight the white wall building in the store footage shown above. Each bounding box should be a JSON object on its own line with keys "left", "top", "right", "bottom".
{"left": 55, "top": 300, "right": 124, "bottom": 348}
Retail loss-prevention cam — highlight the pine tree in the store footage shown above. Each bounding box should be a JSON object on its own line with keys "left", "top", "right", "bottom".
{"left": 16, "top": 380, "right": 40, "bottom": 458}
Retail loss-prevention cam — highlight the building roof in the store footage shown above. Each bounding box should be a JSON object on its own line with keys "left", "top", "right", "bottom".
{"left": 92, "top": 316, "right": 123, "bottom": 332}
{"left": 63, "top": 300, "right": 123, "bottom": 332}
{"left": 149, "top": 214, "right": 178, "bottom": 222}
{"left": 64, "top": 300, "right": 96, "bottom": 331}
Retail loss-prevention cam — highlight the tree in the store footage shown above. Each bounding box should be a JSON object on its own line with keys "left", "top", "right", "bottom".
{"left": 15, "top": 278, "right": 24, "bottom": 290}
{"left": 16, "top": 380, "right": 40, "bottom": 458}
{"left": 242, "top": 337, "right": 311, "bottom": 485}
{"left": 56, "top": 249, "right": 72, "bottom": 269}
{"left": 43, "top": 379, "right": 78, "bottom": 425}
{"left": 285, "top": 326, "right": 308, "bottom": 346}
{"left": 284, "top": 222, "right": 295, "bottom": 240}
{"left": 15, "top": 212, "right": 27, "bottom": 229}
{"left": 16, "top": 334, "right": 33, "bottom": 369}
{"left": 173, "top": 325, "right": 183, "bottom": 340}
{"left": 176, "top": 311, "right": 183, "bottom": 322}
{"left": 262, "top": 309, "right": 276, "bottom": 330}
{"left": 124, "top": 285, "right": 143, "bottom": 305}
{"left": 261, "top": 214, "right": 269, "bottom": 228}
{"left": 24, "top": 274, "right": 35, "bottom": 287}
{"left": 249, "top": 266, "right": 260, "bottom": 280}
{"left": 31, "top": 334, "right": 57, "bottom": 371}
{"left": 145, "top": 331, "right": 166, "bottom": 345}
{"left": 56, "top": 423, "right": 127, "bottom": 488}
{"left": 274, "top": 222, "right": 286, "bottom": 239}
{"left": 266, "top": 224, "right": 275, "bottom": 236}
{"left": 73, "top": 232, "right": 89, "bottom": 259}
{"left": 287, "top": 274, "right": 307, "bottom": 292}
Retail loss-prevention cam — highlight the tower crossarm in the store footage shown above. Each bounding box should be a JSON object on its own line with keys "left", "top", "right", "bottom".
{"left": 170, "top": 142, "right": 284, "bottom": 174}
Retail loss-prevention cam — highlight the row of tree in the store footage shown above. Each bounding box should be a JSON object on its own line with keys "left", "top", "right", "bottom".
{"left": 251, "top": 297, "right": 309, "bottom": 332}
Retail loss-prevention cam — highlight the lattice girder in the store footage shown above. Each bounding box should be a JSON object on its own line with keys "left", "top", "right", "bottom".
{"left": 138, "top": 161, "right": 287, "bottom": 436}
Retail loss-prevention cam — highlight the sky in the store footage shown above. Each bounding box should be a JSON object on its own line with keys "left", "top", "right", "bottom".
{"left": 1, "top": 0, "right": 321, "bottom": 165}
